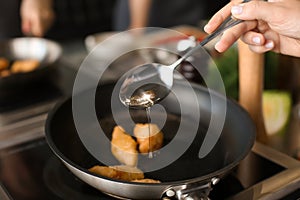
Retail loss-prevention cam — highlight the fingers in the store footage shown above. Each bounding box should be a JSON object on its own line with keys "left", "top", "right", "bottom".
{"left": 21, "top": 12, "right": 54, "bottom": 37}
{"left": 204, "top": 0, "right": 270, "bottom": 52}
{"left": 231, "top": 1, "right": 279, "bottom": 22}
{"left": 204, "top": 2, "right": 233, "bottom": 34}
{"left": 21, "top": 14, "right": 43, "bottom": 36}
{"left": 247, "top": 40, "right": 275, "bottom": 53}
{"left": 242, "top": 31, "right": 266, "bottom": 46}
{"left": 204, "top": 0, "right": 257, "bottom": 34}
{"left": 241, "top": 31, "right": 275, "bottom": 53}
{"left": 240, "top": 24, "right": 280, "bottom": 53}
{"left": 21, "top": 19, "right": 31, "bottom": 36}
{"left": 31, "top": 16, "right": 44, "bottom": 37}
{"left": 20, "top": 0, "right": 55, "bottom": 37}
{"left": 214, "top": 20, "right": 258, "bottom": 52}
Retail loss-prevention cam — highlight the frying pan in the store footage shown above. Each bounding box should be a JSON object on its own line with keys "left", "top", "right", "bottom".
{"left": 0, "top": 37, "right": 62, "bottom": 91}
{"left": 45, "top": 81, "right": 255, "bottom": 200}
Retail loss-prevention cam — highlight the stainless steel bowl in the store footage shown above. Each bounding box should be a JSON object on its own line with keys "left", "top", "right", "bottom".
{"left": 0, "top": 37, "right": 62, "bottom": 68}
{"left": 0, "top": 37, "right": 62, "bottom": 94}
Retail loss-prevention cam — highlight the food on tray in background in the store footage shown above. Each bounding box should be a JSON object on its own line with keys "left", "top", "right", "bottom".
{"left": 134, "top": 123, "right": 164, "bottom": 154}
{"left": 111, "top": 126, "right": 138, "bottom": 167}
{"left": 0, "top": 70, "right": 10, "bottom": 77}
{"left": 0, "top": 57, "right": 41, "bottom": 78}
{"left": 263, "top": 90, "right": 292, "bottom": 135}
{"left": 10, "top": 59, "right": 40, "bottom": 73}
{"left": 0, "top": 57, "right": 9, "bottom": 70}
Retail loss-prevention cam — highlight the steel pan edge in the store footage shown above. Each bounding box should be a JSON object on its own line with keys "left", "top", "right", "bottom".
{"left": 61, "top": 156, "right": 227, "bottom": 200}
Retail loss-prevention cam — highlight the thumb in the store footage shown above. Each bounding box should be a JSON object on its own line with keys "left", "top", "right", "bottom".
{"left": 231, "top": 1, "right": 278, "bottom": 22}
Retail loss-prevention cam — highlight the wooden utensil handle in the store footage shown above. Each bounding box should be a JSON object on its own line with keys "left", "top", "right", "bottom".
{"left": 238, "top": 40, "right": 268, "bottom": 144}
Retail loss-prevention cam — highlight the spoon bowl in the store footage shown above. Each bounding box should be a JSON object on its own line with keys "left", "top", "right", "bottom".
{"left": 119, "top": 63, "right": 174, "bottom": 108}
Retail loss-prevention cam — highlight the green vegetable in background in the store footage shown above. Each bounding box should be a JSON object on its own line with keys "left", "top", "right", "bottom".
{"left": 207, "top": 46, "right": 239, "bottom": 99}
{"left": 207, "top": 45, "right": 279, "bottom": 100}
{"left": 263, "top": 90, "right": 292, "bottom": 135}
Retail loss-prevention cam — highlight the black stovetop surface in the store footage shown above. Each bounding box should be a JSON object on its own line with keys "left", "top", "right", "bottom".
{"left": 0, "top": 139, "right": 113, "bottom": 200}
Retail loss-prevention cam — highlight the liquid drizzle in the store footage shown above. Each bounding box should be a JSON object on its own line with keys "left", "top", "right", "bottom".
{"left": 146, "top": 107, "right": 153, "bottom": 158}
{"left": 123, "top": 83, "right": 170, "bottom": 109}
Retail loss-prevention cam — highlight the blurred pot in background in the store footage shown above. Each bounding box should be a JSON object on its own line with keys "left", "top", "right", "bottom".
{"left": 0, "top": 37, "right": 62, "bottom": 103}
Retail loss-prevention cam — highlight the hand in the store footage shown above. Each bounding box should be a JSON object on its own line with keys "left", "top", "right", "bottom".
{"left": 20, "top": 0, "right": 55, "bottom": 37}
{"left": 204, "top": 0, "right": 300, "bottom": 57}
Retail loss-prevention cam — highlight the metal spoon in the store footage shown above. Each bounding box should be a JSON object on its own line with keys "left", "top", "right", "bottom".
{"left": 119, "top": 3, "right": 249, "bottom": 108}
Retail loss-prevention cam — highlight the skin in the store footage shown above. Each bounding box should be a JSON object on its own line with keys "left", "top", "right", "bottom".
{"left": 204, "top": 0, "right": 300, "bottom": 57}
{"left": 20, "top": 0, "right": 55, "bottom": 37}
{"left": 128, "top": 0, "right": 152, "bottom": 29}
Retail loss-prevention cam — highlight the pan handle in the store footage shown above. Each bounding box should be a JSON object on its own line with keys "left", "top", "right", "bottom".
{"left": 161, "top": 177, "right": 220, "bottom": 200}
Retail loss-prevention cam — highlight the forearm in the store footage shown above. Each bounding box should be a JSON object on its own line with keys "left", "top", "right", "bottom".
{"left": 20, "top": 0, "right": 55, "bottom": 36}
{"left": 128, "top": 0, "right": 152, "bottom": 29}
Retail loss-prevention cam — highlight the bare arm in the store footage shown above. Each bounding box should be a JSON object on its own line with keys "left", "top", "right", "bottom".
{"left": 128, "top": 0, "right": 152, "bottom": 29}
{"left": 204, "top": 0, "right": 300, "bottom": 57}
{"left": 20, "top": 0, "right": 55, "bottom": 37}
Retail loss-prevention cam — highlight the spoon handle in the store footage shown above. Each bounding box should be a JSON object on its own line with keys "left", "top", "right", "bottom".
{"left": 170, "top": 0, "right": 251, "bottom": 69}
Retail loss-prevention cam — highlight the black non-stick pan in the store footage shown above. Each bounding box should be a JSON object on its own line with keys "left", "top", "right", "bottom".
{"left": 46, "top": 81, "right": 255, "bottom": 200}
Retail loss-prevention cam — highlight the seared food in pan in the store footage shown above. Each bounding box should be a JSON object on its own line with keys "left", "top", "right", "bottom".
{"left": 134, "top": 123, "right": 163, "bottom": 154}
{"left": 111, "top": 126, "right": 138, "bottom": 167}
{"left": 111, "top": 124, "right": 164, "bottom": 166}
{"left": 131, "top": 178, "right": 161, "bottom": 183}
{"left": 89, "top": 165, "right": 161, "bottom": 183}
{"left": 89, "top": 123, "right": 164, "bottom": 183}
{"left": 89, "top": 165, "right": 144, "bottom": 181}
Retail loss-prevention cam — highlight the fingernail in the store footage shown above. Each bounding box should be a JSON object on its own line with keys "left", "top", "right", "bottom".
{"left": 204, "top": 24, "right": 210, "bottom": 33}
{"left": 215, "top": 41, "right": 222, "bottom": 53}
{"left": 231, "top": 5, "right": 243, "bottom": 15}
{"left": 265, "top": 41, "right": 274, "bottom": 49}
{"left": 252, "top": 36, "right": 261, "bottom": 44}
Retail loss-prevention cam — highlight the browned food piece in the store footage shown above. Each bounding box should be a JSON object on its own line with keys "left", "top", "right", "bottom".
{"left": 89, "top": 165, "right": 144, "bottom": 181}
{"left": 111, "top": 165, "right": 144, "bottom": 181}
{"left": 0, "top": 69, "right": 11, "bottom": 78}
{"left": 132, "top": 178, "right": 161, "bottom": 183}
{"left": 137, "top": 132, "right": 163, "bottom": 154}
{"left": 134, "top": 123, "right": 164, "bottom": 153}
{"left": 89, "top": 165, "right": 117, "bottom": 179}
{"left": 0, "top": 57, "right": 9, "bottom": 71}
{"left": 11, "top": 59, "right": 40, "bottom": 73}
{"left": 111, "top": 126, "right": 138, "bottom": 166}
